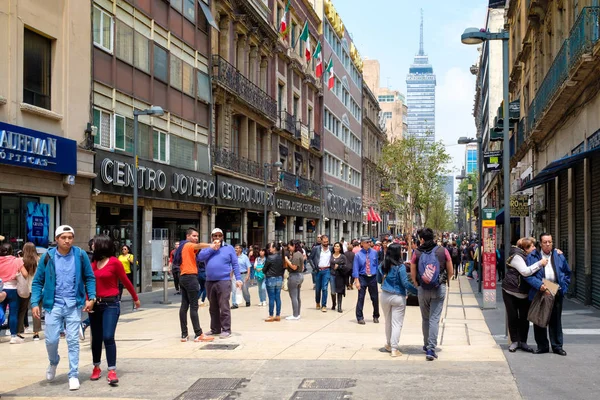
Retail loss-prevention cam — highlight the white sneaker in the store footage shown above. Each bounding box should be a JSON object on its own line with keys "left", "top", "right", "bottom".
{"left": 9, "top": 336, "right": 24, "bottom": 344}
{"left": 69, "top": 377, "right": 80, "bottom": 391}
{"left": 46, "top": 364, "right": 57, "bottom": 381}
{"left": 285, "top": 315, "right": 300, "bottom": 320}
{"left": 24, "top": 327, "right": 33, "bottom": 334}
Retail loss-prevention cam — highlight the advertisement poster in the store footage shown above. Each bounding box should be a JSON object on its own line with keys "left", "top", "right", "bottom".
{"left": 26, "top": 202, "right": 49, "bottom": 247}
{"left": 482, "top": 208, "right": 497, "bottom": 309}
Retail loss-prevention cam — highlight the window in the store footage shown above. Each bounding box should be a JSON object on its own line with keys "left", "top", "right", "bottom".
{"left": 383, "top": 112, "right": 393, "bottom": 120}
{"left": 114, "top": 115, "right": 126, "bottom": 151}
{"left": 115, "top": 20, "right": 133, "bottom": 64}
{"left": 170, "top": 135, "right": 194, "bottom": 170}
{"left": 293, "top": 96, "right": 299, "bottom": 119}
{"left": 308, "top": 107, "right": 313, "bottom": 131}
{"left": 197, "top": 71, "right": 211, "bottom": 103}
{"left": 183, "top": 0, "right": 195, "bottom": 22}
{"left": 153, "top": 130, "right": 169, "bottom": 163}
{"left": 171, "top": 0, "right": 183, "bottom": 13}
{"left": 170, "top": 56, "right": 182, "bottom": 90}
{"left": 291, "top": 21, "right": 297, "bottom": 47}
{"left": 93, "top": 108, "right": 112, "bottom": 148}
{"left": 278, "top": 83, "right": 285, "bottom": 112}
{"left": 23, "top": 29, "right": 51, "bottom": 110}
{"left": 182, "top": 62, "right": 194, "bottom": 96}
{"left": 153, "top": 44, "right": 168, "bottom": 82}
{"left": 134, "top": 32, "right": 150, "bottom": 73}
{"left": 93, "top": 6, "right": 113, "bottom": 53}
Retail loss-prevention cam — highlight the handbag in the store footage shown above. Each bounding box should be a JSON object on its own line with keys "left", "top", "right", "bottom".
{"left": 527, "top": 291, "right": 555, "bottom": 328}
{"left": 16, "top": 273, "right": 30, "bottom": 298}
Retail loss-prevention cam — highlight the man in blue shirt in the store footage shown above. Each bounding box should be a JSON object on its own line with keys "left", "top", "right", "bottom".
{"left": 233, "top": 244, "right": 252, "bottom": 307}
{"left": 31, "top": 225, "right": 96, "bottom": 391}
{"left": 198, "top": 228, "right": 242, "bottom": 339}
{"left": 353, "top": 236, "right": 380, "bottom": 325}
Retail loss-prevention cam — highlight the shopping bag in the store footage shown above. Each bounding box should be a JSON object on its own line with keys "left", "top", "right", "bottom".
{"left": 527, "top": 291, "right": 555, "bottom": 328}
{"left": 235, "top": 287, "right": 244, "bottom": 305}
{"left": 282, "top": 270, "right": 289, "bottom": 291}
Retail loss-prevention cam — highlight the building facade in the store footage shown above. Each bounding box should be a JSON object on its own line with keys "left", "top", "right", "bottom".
{"left": 0, "top": 0, "right": 93, "bottom": 251}
{"left": 363, "top": 59, "right": 408, "bottom": 142}
{"left": 507, "top": 0, "right": 600, "bottom": 307}
{"left": 406, "top": 12, "right": 436, "bottom": 144}
{"left": 321, "top": 0, "right": 363, "bottom": 240}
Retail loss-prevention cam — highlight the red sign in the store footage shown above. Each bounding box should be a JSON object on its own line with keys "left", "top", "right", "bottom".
{"left": 483, "top": 227, "right": 497, "bottom": 290}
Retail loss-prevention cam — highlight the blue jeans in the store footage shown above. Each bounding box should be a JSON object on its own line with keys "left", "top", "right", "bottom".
{"left": 315, "top": 269, "right": 331, "bottom": 307}
{"left": 257, "top": 278, "right": 267, "bottom": 303}
{"left": 197, "top": 270, "right": 207, "bottom": 302}
{"left": 45, "top": 303, "right": 82, "bottom": 378}
{"left": 90, "top": 301, "right": 120, "bottom": 369}
{"left": 266, "top": 276, "right": 283, "bottom": 317}
{"left": 1, "top": 289, "right": 19, "bottom": 335}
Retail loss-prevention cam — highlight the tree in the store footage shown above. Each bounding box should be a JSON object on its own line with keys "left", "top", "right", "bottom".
{"left": 380, "top": 133, "right": 452, "bottom": 234}
{"left": 426, "top": 186, "right": 455, "bottom": 232}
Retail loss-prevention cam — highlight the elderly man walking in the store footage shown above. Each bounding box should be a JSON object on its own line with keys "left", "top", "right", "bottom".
{"left": 31, "top": 225, "right": 97, "bottom": 391}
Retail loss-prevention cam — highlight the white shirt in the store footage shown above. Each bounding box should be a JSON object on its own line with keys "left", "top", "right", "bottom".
{"left": 542, "top": 252, "right": 556, "bottom": 282}
{"left": 318, "top": 247, "right": 331, "bottom": 267}
{"left": 342, "top": 241, "right": 348, "bottom": 253}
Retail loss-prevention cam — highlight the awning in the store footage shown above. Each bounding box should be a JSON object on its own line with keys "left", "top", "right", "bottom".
{"left": 198, "top": 0, "right": 220, "bottom": 31}
{"left": 519, "top": 146, "right": 600, "bottom": 191}
{"left": 496, "top": 208, "right": 524, "bottom": 225}
{"left": 367, "top": 207, "right": 382, "bottom": 222}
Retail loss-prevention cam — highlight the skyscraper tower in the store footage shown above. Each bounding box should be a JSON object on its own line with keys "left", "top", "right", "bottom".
{"left": 406, "top": 10, "right": 436, "bottom": 145}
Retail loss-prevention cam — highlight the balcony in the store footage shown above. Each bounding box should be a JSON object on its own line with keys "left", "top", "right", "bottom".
{"left": 279, "top": 170, "right": 321, "bottom": 200}
{"left": 527, "top": 7, "right": 600, "bottom": 142}
{"left": 211, "top": 145, "right": 271, "bottom": 181}
{"left": 310, "top": 131, "right": 321, "bottom": 151}
{"left": 279, "top": 110, "right": 297, "bottom": 137}
{"left": 211, "top": 55, "right": 277, "bottom": 122}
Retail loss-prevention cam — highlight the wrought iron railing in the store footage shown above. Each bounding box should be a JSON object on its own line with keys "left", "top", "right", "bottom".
{"left": 212, "top": 55, "right": 278, "bottom": 121}
{"left": 310, "top": 131, "right": 321, "bottom": 151}
{"left": 528, "top": 7, "right": 600, "bottom": 133}
{"left": 211, "top": 145, "right": 267, "bottom": 181}
{"left": 279, "top": 170, "right": 321, "bottom": 200}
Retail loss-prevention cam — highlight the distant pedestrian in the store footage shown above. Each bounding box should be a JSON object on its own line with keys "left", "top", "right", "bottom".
{"left": 233, "top": 244, "right": 252, "bottom": 307}
{"left": 344, "top": 242, "right": 356, "bottom": 290}
{"left": 198, "top": 228, "right": 242, "bottom": 339}
{"left": 169, "top": 241, "right": 181, "bottom": 295}
{"left": 410, "top": 228, "right": 453, "bottom": 361}
{"left": 17, "top": 242, "right": 41, "bottom": 339}
{"left": 117, "top": 245, "right": 134, "bottom": 301}
{"left": 263, "top": 242, "right": 285, "bottom": 322}
{"left": 254, "top": 248, "right": 267, "bottom": 306}
{"left": 352, "top": 236, "right": 380, "bottom": 325}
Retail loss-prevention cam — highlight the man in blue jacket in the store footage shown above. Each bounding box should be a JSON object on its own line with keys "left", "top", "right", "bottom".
{"left": 31, "top": 225, "right": 96, "bottom": 391}
{"left": 525, "top": 233, "right": 571, "bottom": 356}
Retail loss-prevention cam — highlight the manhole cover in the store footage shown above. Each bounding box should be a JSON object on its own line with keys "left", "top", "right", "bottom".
{"left": 174, "top": 391, "right": 238, "bottom": 400}
{"left": 188, "top": 378, "right": 249, "bottom": 391}
{"left": 200, "top": 344, "right": 239, "bottom": 350}
{"left": 289, "top": 391, "right": 351, "bottom": 400}
{"left": 299, "top": 378, "right": 356, "bottom": 390}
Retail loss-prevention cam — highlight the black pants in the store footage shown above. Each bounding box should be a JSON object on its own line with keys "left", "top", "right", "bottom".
{"left": 173, "top": 270, "right": 181, "bottom": 291}
{"left": 502, "top": 290, "right": 531, "bottom": 344}
{"left": 356, "top": 275, "right": 379, "bottom": 321}
{"left": 206, "top": 280, "right": 232, "bottom": 334}
{"left": 534, "top": 291, "right": 564, "bottom": 351}
{"left": 497, "top": 263, "right": 505, "bottom": 281}
{"left": 179, "top": 274, "right": 202, "bottom": 337}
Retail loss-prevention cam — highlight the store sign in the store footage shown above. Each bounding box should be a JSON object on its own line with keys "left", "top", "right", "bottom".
{"left": 94, "top": 150, "right": 215, "bottom": 203}
{"left": 482, "top": 208, "right": 497, "bottom": 309}
{"left": 215, "top": 176, "right": 274, "bottom": 211}
{"left": 511, "top": 195, "right": 529, "bottom": 217}
{"left": 484, "top": 150, "right": 502, "bottom": 171}
{"left": 327, "top": 193, "right": 362, "bottom": 220}
{"left": 0, "top": 121, "right": 77, "bottom": 175}
{"left": 275, "top": 194, "right": 321, "bottom": 218}
{"left": 26, "top": 202, "right": 50, "bottom": 247}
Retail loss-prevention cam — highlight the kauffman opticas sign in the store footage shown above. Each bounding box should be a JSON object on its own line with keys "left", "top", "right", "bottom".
{"left": 0, "top": 121, "right": 77, "bottom": 175}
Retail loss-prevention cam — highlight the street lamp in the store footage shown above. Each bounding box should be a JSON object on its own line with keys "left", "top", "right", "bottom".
{"left": 132, "top": 106, "right": 164, "bottom": 293}
{"left": 322, "top": 184, "right": 333, "bottom": 238}
{"left": 264, "top": 161, "right": 283, "bottom": 247}
{"left": 462, "top": 27, "right": 510, "bottom": 299}
{"left": 458, "top": 136, "right": 484, "bottom": 292}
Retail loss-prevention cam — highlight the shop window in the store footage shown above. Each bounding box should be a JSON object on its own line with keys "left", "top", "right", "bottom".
{"left": 134, "top": 32, "right": 150, "bottom": 73}
{"left": 23, "top": 29, "right": 52, "bottom": 110}
{"left": 93, "top": 6, "right": 113, "bottom": 53}
{"left": 170, "top": 135, "right": 194, "bottom": 170}
{"left": 153, "top": 44, "right": 168, "bottom": 82}
{"left": 93, "top": 108, "right": 112, "bottom": 148}
{"left": 197, "top": 70, "right": 210, "bottom": 103}
{"left": 170, "top": 56, "right": 182, "bottom": 90}
{"left": 183, "top": 0, "right": 195, "bottom": 22}
{"left": 153, "top": 130, "right": 169, "bottom": 163}
{"left": 171, "top": 0, "right": 183, "bottom": 13}
{"left": 182, "top": 62, "right": 194, "bottom": 97}
{"left": 115, "top": 20, "right": 133, "bottom": 64}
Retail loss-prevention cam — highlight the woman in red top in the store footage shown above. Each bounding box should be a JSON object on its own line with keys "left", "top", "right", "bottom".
{"left": 89, "top": 235, "right": 140, "bottom": 386}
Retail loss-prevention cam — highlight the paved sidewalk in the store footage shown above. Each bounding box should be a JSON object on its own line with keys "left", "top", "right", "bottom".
{"left": 1, "top": 275, "right": 520, "bottom": 399}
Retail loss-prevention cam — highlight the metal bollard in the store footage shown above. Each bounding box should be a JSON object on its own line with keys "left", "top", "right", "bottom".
{"left": 160, "top": 266, "right": 171, "bottom": 305}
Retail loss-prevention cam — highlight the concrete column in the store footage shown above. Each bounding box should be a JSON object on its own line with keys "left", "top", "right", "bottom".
{"left": 249, "top": 46, "right": 258, "bottom": 84}
{"left": 302, "top": 218, "right": 307, "bottom": 242}
{"left": 201, "top": 208, "right": 209, "bottom": 242}
{"left": 236, "top": 35, "right": 246, "bottom": 75}
{"left": 268, "top": 211, "right": 275, "bottom": 242}
{"left": 232, "top": 35, "right": 239, "bottom": 69}
{"left": 338, "top": 220, "right": 343, "bottom": 243}
{"left": 242, "top": 209, "right": 248, "bottom": 245}
{"left": 141, "top": 204, "right": 153, "bottom": 293}
{"left": 211, "top": 206, "right": 217, "bottom": 231}
{"left": 240, "top": 116, "right": 249, "bottom": 159}
{"left": 260, "top": 57, "right": 268, "bottom": 92}
{"left": 288, "top": 216, "right": 295, "bottom": 241}
{"left": 219, "top": 17, "right": 230, "bottom": 61}
{"left": 248, "top": 120, "right": 257, "bottom": 162}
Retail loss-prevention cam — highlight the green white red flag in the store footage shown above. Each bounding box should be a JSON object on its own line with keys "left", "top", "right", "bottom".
{"left": 313, "top": 41, "right": 323, "bottom": 77}
{"left": 279, "top": 1, "right": 291, "bottom": 38}
{"left": 326, "top": 58, "right": 334, "bottom": 90}
{"left": 299, "top": 21, "right": 311, "bottom": 62}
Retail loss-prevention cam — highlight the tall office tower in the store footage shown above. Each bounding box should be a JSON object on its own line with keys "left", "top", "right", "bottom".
{"left": 406, "top": 10, "right": 436, "bottom": 145}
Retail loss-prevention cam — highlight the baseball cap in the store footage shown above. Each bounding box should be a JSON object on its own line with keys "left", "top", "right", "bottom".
{"left": 376, "top": 240, "right": 382, "bottom": 245}
{"left": 360, "top": 235, "right": 372, "bottom": 243}
{"left": 211, "top": 228, "right": 224, "bottom": 235}
{"left": 55, "top": 225, "right": 75, "bottom": 238}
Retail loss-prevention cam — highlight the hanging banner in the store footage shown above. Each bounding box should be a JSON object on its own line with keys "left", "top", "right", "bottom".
{"left": 482, "top": 208, "right": 497, "bottom": 309}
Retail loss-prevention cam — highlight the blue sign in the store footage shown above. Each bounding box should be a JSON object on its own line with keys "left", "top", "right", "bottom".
{"left": 26, "top": 202, "right": 50, "bottom": 247}
{"left": 0, "top": 121, "right": 77, "bottom": 175}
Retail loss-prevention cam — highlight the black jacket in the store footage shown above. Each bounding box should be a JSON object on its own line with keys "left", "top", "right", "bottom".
{"left": 502, "top": 246, "right": 530, "bottom": 295}
{"left": 263, "top": 253, "right": 285, "bottom": 278}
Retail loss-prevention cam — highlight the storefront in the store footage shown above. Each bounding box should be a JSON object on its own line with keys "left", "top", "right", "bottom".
{"left": 214, "top": 175, "right": 275, "bottom": 248}
{"left": 274, "top": 193, "right": 321, "bottom": 246}
{"left": 94, "top": 149, "right": 215, "bottom": 291}
{"left": 0, "top": 121, "right": 80, "bottom": 250}
{"left": 324, "top": 187, "right": 362, "bottom": 242}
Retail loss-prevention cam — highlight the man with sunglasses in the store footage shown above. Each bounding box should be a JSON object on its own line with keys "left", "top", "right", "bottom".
{"left": 198, "top": 228, "right": 242, "bottom": 339}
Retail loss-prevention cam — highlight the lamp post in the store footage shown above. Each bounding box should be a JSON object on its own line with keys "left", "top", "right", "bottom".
{"left": 321, "top": 184, "right": 333, "bottom": 238}
{"left": 459, "top": 136, "right": 484, "bottom": 293}
{"left": 462, "top": 27, "right": 510, "bottom": 296}
{"left": 263, "top": 161, "right": 283, "bottom": 247}
{"left": 132, "top": 106, "right": 164, "bottom": 293}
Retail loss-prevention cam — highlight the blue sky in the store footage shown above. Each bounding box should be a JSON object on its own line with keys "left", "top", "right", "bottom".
{"left": 333, "top": 0, "right": 490, "bottom": 177}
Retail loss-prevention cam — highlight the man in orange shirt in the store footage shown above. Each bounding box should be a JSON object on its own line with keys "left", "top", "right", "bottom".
{"left": 179, "top": 228, "right": 213, "bottom": 342}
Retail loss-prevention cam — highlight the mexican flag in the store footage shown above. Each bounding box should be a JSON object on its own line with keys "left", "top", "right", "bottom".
{"left": 280, "top": 0, "right": 291, "bottom": 38}
{"left": 313, "top": 41, "right": 323, "bottom": 77}
{"left": 299, "top": 21, "right": 311, "bottom": 62}
{"left": 326, "top": 58, "right": 334, "bottom": 90}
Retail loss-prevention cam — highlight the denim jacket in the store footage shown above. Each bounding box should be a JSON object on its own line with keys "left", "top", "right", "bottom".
{"left": 377, "top": 263, "right": 417, "bottom": 296}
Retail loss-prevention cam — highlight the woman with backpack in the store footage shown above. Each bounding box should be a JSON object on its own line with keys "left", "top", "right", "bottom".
{"left": 17, "top": 242, "right": 41, "bottom": 340}
{"left": 378, "top": 243, "right": 417, "bottom": 357}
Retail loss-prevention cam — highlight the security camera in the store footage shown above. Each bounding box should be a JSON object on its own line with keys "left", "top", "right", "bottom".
{"left": 273, "top": 211, "right": 281, "bottom": 217}
{"left": 324, "top": 217, "right": 330, "bottom": 222}
{"left": 92, "top": 188, "right": 101, "bottom": 196}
